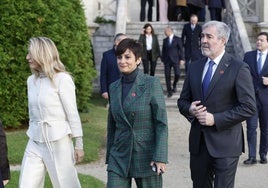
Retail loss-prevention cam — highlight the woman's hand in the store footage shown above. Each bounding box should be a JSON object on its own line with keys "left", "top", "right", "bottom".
{"left": 75, "top": 149, "right": 84, "bottom": 163}
{"left": 150, "top": 161, "right": 166, "bottom": 175}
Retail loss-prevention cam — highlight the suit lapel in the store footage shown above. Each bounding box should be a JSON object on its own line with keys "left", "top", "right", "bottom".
{"left": 205, "top": 53, "right": 231, "bottom": 99}
{"left": 260, "top": 53, "right": 268, "bottom": 75}
{"left": 199, "top": 59, "right": 207, "bottom": 99}
{"left": 122, "top": 71, "right": 145, "bottom": 110}
{"left": 110, "top": 79, "right": 132, "bottom": 127}
{"left": 253, "top": 51, "right": 259, "bottom": 75}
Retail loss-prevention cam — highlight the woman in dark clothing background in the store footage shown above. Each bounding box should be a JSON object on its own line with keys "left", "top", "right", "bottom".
{"left": 139, "top": 23, "right": 161, "bottom": 76}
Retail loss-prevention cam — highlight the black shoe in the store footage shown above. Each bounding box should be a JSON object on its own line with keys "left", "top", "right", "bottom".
{"left": 172, "top": 87, "right": 177, "bottom": 93}
{"left": 167, "top": 92, "right": 173, "bottom": 98}
{"left": 243, "top": 157, "right": 257, "bottom": 165}
{"left": 260, "top": 156, "right": 267, "bottom": 164}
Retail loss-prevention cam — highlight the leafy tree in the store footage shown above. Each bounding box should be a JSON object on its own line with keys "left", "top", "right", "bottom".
{"left": 0, "top": 0, "right": 96, "bottom": 127}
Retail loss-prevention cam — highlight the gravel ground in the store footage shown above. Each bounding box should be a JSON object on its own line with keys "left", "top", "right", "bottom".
{"left": 12, "top": 108, "right": 268, "bottom": 187}
{"left": 76, "top": 108, "right": 268, "bottom": 187}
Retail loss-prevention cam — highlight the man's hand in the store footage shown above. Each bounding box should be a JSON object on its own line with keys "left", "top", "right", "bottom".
{"left": 189, "top": 101, "right": 204, "bottom": 116}
{"left": 262, "top": 76, "right": 268, "bottom": 85}
{"left": 189, "top": 100, "right": 214, "bottom": 126}
{"left": 102, "top": 92, "right": 109, "bottom": 100}
{"left": 196, "top": 111, "right": 215, "bottom": 126}
{"left": 75, "top": 149, "right": 84, "bottom": 163}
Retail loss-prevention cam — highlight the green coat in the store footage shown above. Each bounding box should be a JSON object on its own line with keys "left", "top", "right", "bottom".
{"left": 106, "top": 70, "right": 168, "bottom": 178}
{"left": 139, "top": 34, "right": 161, "bottom": 62}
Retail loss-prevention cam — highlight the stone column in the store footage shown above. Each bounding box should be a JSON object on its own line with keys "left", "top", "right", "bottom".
{"left": 115, "top": 0, "right": 128, "bottom": 34}
{"left": 257, "top": 0, "right": 268, "bottom": 32}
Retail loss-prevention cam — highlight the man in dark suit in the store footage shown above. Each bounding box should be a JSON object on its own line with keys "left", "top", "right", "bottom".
{"left": 243, "top": 32, "right": 268, "bottom": 165}
{"left": 178, "top": 21, "right": 256, "bottom": 188}
{"left": 100, "top": 33, "right": 127, "bottom": 100}
{"left": 162, "top": 26, "right": 184, "bottom": 98}
{"left": 0, "top": 120, "right": 10, "bottom": 188}
{"left": 182, "top": 14, "right": 203, "bottom": 72}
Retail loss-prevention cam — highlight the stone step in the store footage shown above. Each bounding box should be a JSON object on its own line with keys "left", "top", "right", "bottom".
{"left": 126, "top": 21, "right": 235, "bottom": 108}
{"left": 126, "top": 22, "right": 187, "bottom": 108}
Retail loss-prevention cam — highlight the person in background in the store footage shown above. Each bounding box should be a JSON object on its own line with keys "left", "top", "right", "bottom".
{"left": 243, "top": 32, "right": 268, "bottom": 165}
{"left": 181, "top": 14, "right": 203, "bottom": 72}
{"left": 208, "top": 0, "right": 226, "bottom": 21}
{"left": 0, "top": 120, "right": 10, "bottom": 188}
{"left": 198, "top": 0, "right": 207, "bottom": 22}
{"left": 19, "top": 37, "right": 84, "bottom": 188}
{"left": 187, "top": 0, "right": 205, "bottom": 21}
{"left": 139, "top": 23, "right": 161, "bottom": 76}
{"left": 176, "top": 0, "right": 189, "bottom": 21}
{"left": 178, "top": 21, "right": 256, "bottom": 188}
{"left": 106, "top": 38, "right": 168, "bottom": 188}
{"left": 168, "top": 0, "right": 177, "bottom": 21}
{"left": 100, "top": 33, "right": 127, "bottom": 100}
{"left": 140, "top": 0, "right": 154, "bottom": 21}
{"left": 162, "top": 26, "right": 184, "bottom": 98}
{"left": 158, "top": 0, "right": 169, "bottom": 21}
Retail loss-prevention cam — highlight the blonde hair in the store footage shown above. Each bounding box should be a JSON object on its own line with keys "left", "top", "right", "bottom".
{"left": 28, "top": 37, "right": 68, "bottom": 81}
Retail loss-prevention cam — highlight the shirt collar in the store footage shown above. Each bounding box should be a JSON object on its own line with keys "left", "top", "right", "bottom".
{"left": 258, "top": 50, "right": 268, "bottom": 56}
{"left": 207, "top": 50, "right": 225, "bottom": 66}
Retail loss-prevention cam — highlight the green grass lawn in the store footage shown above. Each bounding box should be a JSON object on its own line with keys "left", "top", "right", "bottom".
{"left": 5, "top": 93, "right": 108, "bottom": 187}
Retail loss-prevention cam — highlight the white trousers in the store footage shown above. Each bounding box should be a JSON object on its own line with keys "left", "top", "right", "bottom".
{"left": 19, "top": 136, "right": 81, "bottom": 188}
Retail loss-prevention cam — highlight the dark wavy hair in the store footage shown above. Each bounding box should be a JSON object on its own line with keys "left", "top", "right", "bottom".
{"left": 258, "top": 32, "right": 268, "bottom": 42}
{"left": 115, "top": 38, "right": 142, "bottom": 61}
{"left": 143, "top": 23, "right": 155, "bottom": 35}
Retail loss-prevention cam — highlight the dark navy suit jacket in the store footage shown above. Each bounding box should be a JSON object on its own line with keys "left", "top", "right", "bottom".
{"left": 181, "top": 23, "right": 203, "bottom": 62}
{"left": 244, "top": 50, "right": 268, "bottom": 106}
{"left": 178, "top": 53, "right": 256, "bottom": 157}
{"left": 100, "top": 48, "right": 121, "bottom": 94}
{"left": 161, "top": 35, "right": 184, "bottom": 64}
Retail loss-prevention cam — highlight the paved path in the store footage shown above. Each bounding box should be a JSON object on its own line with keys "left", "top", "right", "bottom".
{"left": 12, "top": 108, "right": 268, "bottom": 187}
{"left": 76, "top": 108, "right": 268, "bottom": 187}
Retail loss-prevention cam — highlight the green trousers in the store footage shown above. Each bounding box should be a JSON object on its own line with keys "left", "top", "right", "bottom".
{"left": 107, "top": 171, "right": 163, "bottom": 188}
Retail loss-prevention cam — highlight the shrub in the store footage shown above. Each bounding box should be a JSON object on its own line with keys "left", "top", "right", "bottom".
{"left": 0, "top": 0, "right": 96, "bottom": 127}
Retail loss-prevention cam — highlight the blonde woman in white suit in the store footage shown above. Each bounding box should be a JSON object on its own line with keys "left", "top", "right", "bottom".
{"left": 19, "top": 37, "right": 84, "bottom": 188}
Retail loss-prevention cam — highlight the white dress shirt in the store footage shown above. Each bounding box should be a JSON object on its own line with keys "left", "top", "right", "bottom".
{"left": 202, "top": 50, "right": 225, "bottom": 81}
{"left": 146, "top": 34, "right": 152, "bottom": 50}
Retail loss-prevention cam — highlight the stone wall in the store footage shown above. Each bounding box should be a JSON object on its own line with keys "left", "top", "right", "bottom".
{"left": 91, "top": 23, "right": 115, "bottom": 93}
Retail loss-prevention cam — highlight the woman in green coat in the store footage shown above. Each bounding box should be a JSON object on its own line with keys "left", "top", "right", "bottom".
{"left": 106, "top": 38, "right": 168, "bottom": 188}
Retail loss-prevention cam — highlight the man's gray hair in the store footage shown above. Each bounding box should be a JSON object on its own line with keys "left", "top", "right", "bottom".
{"left": 202, "top": 21, "right": 231, "bottom": 45}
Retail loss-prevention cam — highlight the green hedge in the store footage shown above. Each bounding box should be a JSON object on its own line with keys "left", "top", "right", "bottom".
{"left": 0, "top": 0, "right": 96, "bottom": 127}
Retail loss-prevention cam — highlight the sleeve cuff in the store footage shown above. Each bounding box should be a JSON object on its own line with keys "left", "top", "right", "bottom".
{"left": 75, "top": 136, "right": 83, "bottom": 150}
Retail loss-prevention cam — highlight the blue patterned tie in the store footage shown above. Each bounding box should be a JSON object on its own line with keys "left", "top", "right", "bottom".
{"left": 257, "top": 52, "right": 263, "bottom": 74}
{"left": 202, "top": 61, "right": 215, "bottom": 97}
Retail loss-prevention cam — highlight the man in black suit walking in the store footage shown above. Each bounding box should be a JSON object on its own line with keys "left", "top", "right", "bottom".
{"left": 182, "top": 14, "right": 203, "bottom": 72}
{"left": 243, "top": 32, "right": 268, "bottom": 165}
{"left": 161, "top": 26, "right": 184, "bottom": 98}
{"left": 178, "top": 21, "right": 256, "bottom": 188}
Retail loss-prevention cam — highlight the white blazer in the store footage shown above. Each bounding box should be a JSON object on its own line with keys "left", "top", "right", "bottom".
{"left": 27, "top": 72, "right": 83, "bottom": 142}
